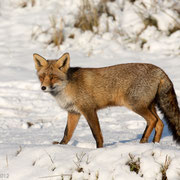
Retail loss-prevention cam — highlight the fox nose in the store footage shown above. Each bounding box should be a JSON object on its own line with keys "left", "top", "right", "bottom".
{"left": 41, "top": 86, "right": 46, "bottom": 91}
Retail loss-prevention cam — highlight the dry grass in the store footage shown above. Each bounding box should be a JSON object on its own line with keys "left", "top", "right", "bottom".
{"left": 143, "top": 15, "right": 158, "bottom": 28}
{"left": 39, "top": 174, "right": 72, "bottom": 179}
{"left": 73, "top": 152, "right": 90, "bottom": 173}
{"left": 160, "top": 156, "right": 171, "bottom": 180}
{"left": 74, "top": 0, "right": 115, "bottom": 33}
{"left": 126, "top": 153, "right": 141, "bottom": 175}
{"left": 31, "top": 16, "right": 65, "bottom": 49}
{"left": 27, "top": 122, "right": 34, "bottom": 128}
{"left": 169, "top": 26, "right": 180, "bottom": 35}
{"left": 136, "top": 1, "right": 180, "bottom": 36}
{"left": 126, "top": 153, "right": 172, "bottom": 179}
{"left": 31, "top": 0, "right": 180, "bottom": 52}
{"left": 19, "top": 0, "right": 36, "bottom": 8}
{"left": 6, "top": 155, "right": 8, "bottom": 168}
{"left": 49, "top": 16, "right": 64, "bottom": 48}
{"left": 74, "top": 0, "right": 99, "bottom": 32}
{"left": 39, "top": 152, "right": 89, "bottom": 179}
{"left": 44, "top": 149, "right": 56, "bottom": 172}
{"left": 15, "top": 146, "right": 22, "bottom": 156}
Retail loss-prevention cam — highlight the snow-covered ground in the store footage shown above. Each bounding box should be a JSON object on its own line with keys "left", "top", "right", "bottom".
{"left": 0, "top": 0, "right": 180, "bottom": 179}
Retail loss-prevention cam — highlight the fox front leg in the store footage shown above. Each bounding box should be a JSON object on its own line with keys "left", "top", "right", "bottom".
{"left": 82, "top": 110, "right": 104, "bottom": 148}
{"left": 53, "top": 112, "right": 80, "bottom": 145}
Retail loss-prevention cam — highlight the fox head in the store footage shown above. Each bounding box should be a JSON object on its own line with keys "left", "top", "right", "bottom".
{"left": 33, "top": 53, "right": 70, "bottom": 95}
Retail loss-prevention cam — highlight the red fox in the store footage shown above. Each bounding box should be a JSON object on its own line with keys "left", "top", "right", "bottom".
{"left": 33, "top": 53, "right": 180, "bottom": 148}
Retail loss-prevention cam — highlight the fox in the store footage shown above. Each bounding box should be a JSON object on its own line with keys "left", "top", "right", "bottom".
{"left": 33, "top": 52, "right": 180, "bottom": 148}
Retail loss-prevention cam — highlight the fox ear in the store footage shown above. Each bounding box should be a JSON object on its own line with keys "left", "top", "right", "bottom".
{"left": 33, "top": 53, "right": 47, "bottom": 70}
{"left": 56, "top": 53, "right": 70, "bottom": 73}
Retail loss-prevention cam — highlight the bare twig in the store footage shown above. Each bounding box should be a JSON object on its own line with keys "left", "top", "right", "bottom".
{"left": 6, "top": 155, "right": 8, "bottom": 168}
{"left": 15, "top": 146, "right": 22, "bottom": 156}
{"left": 44, "top": 149, "right": 56, "bottom": 171}
{"left": 161, "top": 155, "right": 171, "bottom": 180}
{"left": 39, "top": 174, "right": 72, "bottom": 179}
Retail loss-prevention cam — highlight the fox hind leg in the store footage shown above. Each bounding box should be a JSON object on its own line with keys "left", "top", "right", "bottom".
{"left": 133, "top": 106, "right": 158, "bottom": 143}
{"left": 150, "top": 104, "right": 164, "bottom": 143}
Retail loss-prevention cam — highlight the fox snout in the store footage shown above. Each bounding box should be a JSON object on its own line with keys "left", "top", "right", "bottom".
{"left": 40, "top": 84, "right": 60, "bottom": 97}
{"left": 41, "top": 85, "right": 51, "bottom": 92}
{"left": 41, "top": 85, "right": 56, "bottom": 92}
{"left": 41, "top": 86, "right": 46, "bottom": 91}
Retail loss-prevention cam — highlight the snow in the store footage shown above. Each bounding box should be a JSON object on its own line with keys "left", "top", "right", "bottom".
{"left": 0, "top": 0, "right": 180, "bottom": 179}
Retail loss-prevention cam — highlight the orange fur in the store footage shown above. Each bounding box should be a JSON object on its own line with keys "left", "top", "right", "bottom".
{"left": 33, "top": 53, "right": 180, "bottom": 148}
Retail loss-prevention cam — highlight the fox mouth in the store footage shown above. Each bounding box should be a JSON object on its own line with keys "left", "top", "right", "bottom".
{"left": 49, "top": 89, "right": 59, "bottom": 96}
{"left": 42, "top": 89, "right": 58, "bottom": 96}
{"left": 50, "top": 86, "right": 56, "bottom": 90}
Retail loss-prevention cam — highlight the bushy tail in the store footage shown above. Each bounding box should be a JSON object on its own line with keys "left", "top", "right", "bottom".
{"left": 157, "top": 75, "right": 180, "bottom": 144}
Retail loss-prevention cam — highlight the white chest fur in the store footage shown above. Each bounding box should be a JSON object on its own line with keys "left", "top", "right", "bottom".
{"left": 54, "top": 90, "right": 79, "bottom": 113}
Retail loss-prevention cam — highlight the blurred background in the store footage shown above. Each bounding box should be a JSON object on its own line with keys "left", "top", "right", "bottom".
{"left": 0, "top": 0, "right": 179, "bottom": 81}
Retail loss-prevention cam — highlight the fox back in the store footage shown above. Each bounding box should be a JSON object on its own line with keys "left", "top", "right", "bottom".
{"left": 33, "top": 53, "right": 180, "bottom": 148}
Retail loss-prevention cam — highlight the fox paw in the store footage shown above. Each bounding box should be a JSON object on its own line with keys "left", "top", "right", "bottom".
{"left": 140, "top": 138, "right": 148, "bottom": 143}
{"left": 52, "top": 141, "right": 60, "bottom": 145}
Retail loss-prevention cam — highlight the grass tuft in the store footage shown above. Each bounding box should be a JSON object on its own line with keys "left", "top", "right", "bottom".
{"left": 74, "top": 0, "right": 99, "bottom": 32}
{"left": 19, "top": 0, "right": 36, "bottom": 8}
{"left": 73, "top": 152, "right": 89, "bottom": 173}
{"left": 143, "top": 15, "right": 158, "bottom": 28}
{"left": 126, "top": 153, "right": 141, "bottom": 174}
{"left": 48, "top": 16, "right": 64, "bottom": 48}
{"left": 74, "top": 0, "right": 115, "bottom": 33}
{"left": 160, "top": 155, "right": 171, "bottom": 180}
{"left": 44, "top": 149, "right": 56, "bottom": 172}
